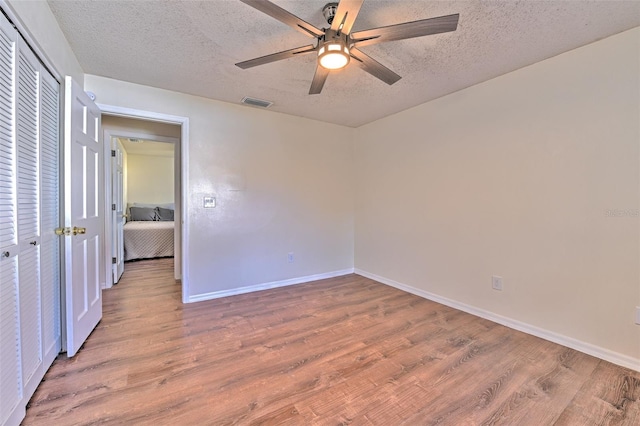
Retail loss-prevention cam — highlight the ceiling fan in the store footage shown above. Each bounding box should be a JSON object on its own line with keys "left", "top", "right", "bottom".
{"left": 235, "top": 0, "right": 459, "bottom": 94}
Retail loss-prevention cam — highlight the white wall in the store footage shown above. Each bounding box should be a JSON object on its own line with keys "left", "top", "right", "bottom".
{"left": 354, "top": 28, "right": 640, "bottom": 365}
{"left": 5, "top": 0, "right": 83, "bottom": 82}
{"left": 127, "top": 154, "right": 174, "bottom": 205}
{"left": 86, "top": 75, "right": 355, "bottom": 298}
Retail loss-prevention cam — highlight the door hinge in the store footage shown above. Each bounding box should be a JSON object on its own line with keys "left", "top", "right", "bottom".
{"left": 112, "top": 204, "right": 116, "bottom": 211}
{"left": 112, "top": 257, "right": 117, "bottom": 264}
{"left": 111, "top": 150, "right": 116, "bottom": 157}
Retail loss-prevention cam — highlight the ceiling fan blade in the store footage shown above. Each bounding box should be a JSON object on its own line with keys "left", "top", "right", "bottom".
{"left": 350, "top": 48, "right": 401, "bottom": 85}
{"left": 309, "top": 65, "right": 329, "bottom": 95}
{"left": 330, "top": 0, "right": 364, "bottom": 34}
{"left": 239, "top": 0, "right": 324, "bottom": 38}
{"left": 236, "top": 45, "right": 315, "bottom": 69}
{"left": 351, "top": 13, "right": 459, "bottom": 47}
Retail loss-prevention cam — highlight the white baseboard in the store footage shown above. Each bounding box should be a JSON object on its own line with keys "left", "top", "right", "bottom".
{"left": 188, "top": 268, "right": 355, "bottom": 303}
{"left": 355, "top": 269, "right": 640, "bottom": 372}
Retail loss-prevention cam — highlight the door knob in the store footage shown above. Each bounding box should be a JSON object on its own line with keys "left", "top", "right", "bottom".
{"left": 55, "top": 227, "right": 87, "bottom": 236}
{"left": 55, "top": 227, "right": 69, "bottom": 236}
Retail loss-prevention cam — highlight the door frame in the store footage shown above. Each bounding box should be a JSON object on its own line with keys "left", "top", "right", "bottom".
{"left": 102, "top": 129, "right": 180, "bottom": 289}
{"left": 98, "top": 104, "right": 190, "bottom": 302}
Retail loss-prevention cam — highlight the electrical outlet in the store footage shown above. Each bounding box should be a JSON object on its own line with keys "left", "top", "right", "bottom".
{"left": 492, "top": 275, "right": 503, "bottom": 291}
{"left": 635, "top": 307, "right": 640, "bottom": 325}
{"left": 287, "top": 252, "right": 294, "bottom": 263}
{"left": 203, "top": 196, "right": 216, "bottom": 208}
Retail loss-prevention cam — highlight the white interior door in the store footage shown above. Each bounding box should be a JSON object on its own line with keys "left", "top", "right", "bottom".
{"left": 112, "top": 137, "right": 124, "bottom": 283}
{"left": 63, "top": 76, "right": 102, "bottom": 357}
{"left": 15, "top": 31, "right": 43, "bottom": 402}
{"left": 39, "top": 64, "right": 62, "bottom": 373}
{"left": 0, "top": 16, "right": 23, "bottom": 426}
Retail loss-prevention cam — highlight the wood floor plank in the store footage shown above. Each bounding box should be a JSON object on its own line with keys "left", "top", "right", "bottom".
{"left": 22, "top": 258, "right": 640, "bottom": 425}
{"left": 555, "top": 360, "right": 640, "bottom": 425}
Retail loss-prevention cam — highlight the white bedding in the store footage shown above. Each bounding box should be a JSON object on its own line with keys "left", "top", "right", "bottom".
{"left": 124, "top": 221, "right": 174, "bottom": 261}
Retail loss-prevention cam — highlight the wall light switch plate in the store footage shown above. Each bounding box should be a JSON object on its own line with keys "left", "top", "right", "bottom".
{"left": 203, "top": 196, "right": 216, "bottom": 208}
{"left": 635, "top": 307, "right": 640, "bottom": 325}
{"left": 492, "top": 275, "right": 503, "bottom": 291}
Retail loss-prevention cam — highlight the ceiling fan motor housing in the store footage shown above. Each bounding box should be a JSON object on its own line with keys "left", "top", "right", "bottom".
{"left": 322, "top": 2, "right": 339, "bottom": 25}
{"left": 322, "top": 29, "right": 349, "bottom": 45}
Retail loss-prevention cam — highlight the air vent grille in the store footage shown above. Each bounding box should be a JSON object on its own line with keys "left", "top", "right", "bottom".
{"left": 241, "top": 97, "right": 273, "bottom": 108}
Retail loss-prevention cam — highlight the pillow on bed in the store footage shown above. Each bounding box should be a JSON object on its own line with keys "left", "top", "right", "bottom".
{"left": 157, "top": 207, "right": 174, "bottom": 221}
{"left": 129, "top": 206, "right": 158, "bottom": 221}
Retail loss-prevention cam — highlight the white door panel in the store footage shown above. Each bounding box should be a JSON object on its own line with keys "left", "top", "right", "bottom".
{"left": 0, "top": 254, "right": 22, "bottom": 426}
{"left": 39, "top": 67, "right": 61, "bottom": 366}
{"left": 0, "top": 15, "right": 25, "bottom": 424}
{"left": 15, "top": 33, "right": 44, "bottom": 400}
{"left": 0, "top": 15, "right": 23, "bottom": 425}
{"left": 112, "top": 138, "right": 124, "bottom": 283}
{"left": 18, "top": 246, "right": 41, "bottom": 395}
{"left": 64, "top": 76, "right": 102, "bottom": 357}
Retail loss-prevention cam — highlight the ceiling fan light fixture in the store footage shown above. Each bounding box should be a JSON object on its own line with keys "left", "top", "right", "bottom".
{"left": 318, "top": 42, "right": 350, "bottom": 70}
{"left": 236, "top": 0, "right": 459, "bottom": 94}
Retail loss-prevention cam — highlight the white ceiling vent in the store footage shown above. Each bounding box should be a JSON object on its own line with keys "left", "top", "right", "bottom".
{"left": 241, "top": 97, "right": 273, "bottom": 108}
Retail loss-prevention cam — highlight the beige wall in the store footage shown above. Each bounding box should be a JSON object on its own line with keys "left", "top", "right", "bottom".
{"left": 86, "top": 75, "right": 356, "bottom": 298}
{"left": 354, "top": 28, "right": 640, "bottom": 362}
{"left": 127, "top": 154, "right": 174, "bottom": 205}
{"left": 102, "top": 115, "right": 181, "bottom": 208}
{"left": 8, "top": 0, "right": 637, "bottom": 369}
{"left": 118, "top": 139, "right": 128, "bottom": 208}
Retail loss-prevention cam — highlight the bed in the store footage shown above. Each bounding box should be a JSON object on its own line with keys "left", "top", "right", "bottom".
{"left": 124, "top": 204, "right": 175, "bottom": 261}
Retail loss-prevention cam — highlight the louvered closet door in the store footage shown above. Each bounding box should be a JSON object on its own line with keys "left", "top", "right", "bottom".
{"left": 0, "top": 11, "right": 62, "bottom": 425}
{"left": 40, "top": 65, "right": 61, "bottom": 369}
{"left": 0, "top": 14, "right": 23, "bottom": 426}
{"left": 16, "top": 34, "right": 44, "bottom": 400}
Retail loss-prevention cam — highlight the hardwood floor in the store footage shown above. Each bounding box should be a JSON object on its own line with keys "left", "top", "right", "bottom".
{"left": 23, "top": 258, "right": 640, "bottom": 425}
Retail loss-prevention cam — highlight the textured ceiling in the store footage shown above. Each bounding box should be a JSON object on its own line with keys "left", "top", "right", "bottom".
{"left": 48, "top": 0, "right": 640, "bottom": 127}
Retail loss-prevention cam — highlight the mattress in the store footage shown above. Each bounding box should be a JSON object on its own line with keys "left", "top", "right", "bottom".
{"left": 124, "top": 221, "right": 174, "bottom": 261}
